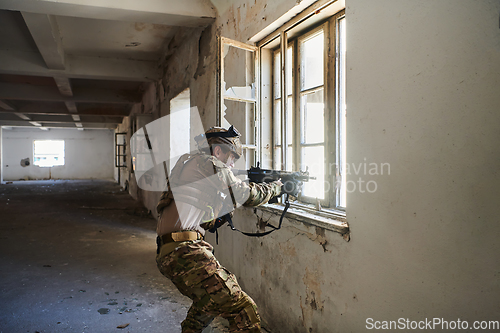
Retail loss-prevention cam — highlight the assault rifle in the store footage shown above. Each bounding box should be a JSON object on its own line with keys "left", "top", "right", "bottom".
{"left": 233, "top": 163, "right": 316, "bottom": 203}
{"left": 209, "top": 163, "right": 315, "bottom": 240}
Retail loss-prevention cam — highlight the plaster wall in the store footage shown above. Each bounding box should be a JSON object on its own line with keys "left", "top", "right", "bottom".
{"left": 212, "top": 0, "right": 313, "bottom": 41}
{"left": 116, "top": 21, "right": 218, "bottom": 217}
{"left": 2, "top": 128, "right": 114, "bottom": 181}
{"left": 340, "top": 1, "right": 500, "bottom": 331}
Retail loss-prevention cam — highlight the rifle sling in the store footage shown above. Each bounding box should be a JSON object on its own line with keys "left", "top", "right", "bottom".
{"left": 226, "top": 194, "right": 290, "bottom": 238}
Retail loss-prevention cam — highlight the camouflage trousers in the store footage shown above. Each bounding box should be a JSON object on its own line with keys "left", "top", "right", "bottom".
{"left": 156, "top": 240, "right": 261, "bottom": 333}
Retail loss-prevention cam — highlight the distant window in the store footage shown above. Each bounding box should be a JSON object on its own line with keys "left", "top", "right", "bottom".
{"left": 33, "top": 140, "right": 65, "bottom": 167}
{"left": 169, "top": 88, "right": 190, "bottom": 172}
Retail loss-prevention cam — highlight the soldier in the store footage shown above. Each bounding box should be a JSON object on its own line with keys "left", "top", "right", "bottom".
{"left": 156, "top": 125, "right": 282, "bottom": 333}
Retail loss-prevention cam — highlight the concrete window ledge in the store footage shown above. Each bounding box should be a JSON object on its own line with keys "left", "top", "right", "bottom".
{"left": 252, "top": 202, "right": 349, "bottom": 235}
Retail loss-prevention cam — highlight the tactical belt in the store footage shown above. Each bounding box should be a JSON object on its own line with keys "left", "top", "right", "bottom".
{"left": 158, "top": 230, "right": 203, "bottom": 244}
{"left": 156, "top": 231, "right": 204, "bottom": 257}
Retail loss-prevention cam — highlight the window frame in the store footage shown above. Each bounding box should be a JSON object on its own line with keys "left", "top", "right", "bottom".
{"left": 295, "top": 22, "right": 329, "bottom": 207}
{"left": 259, "top": 8, "right": 346, "bottom": 216}
{"left": 216, "top": 1, "right": 348, "bottom": 229}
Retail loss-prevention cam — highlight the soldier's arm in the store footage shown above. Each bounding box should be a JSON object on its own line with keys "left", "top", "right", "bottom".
{"left": 243, "top": 181, "right": 282, "bottom": 207}
{"left": 214, "top": 162, "right": 281, "bottom": 207}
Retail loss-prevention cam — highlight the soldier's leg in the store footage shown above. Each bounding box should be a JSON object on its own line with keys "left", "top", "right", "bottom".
{"left": 205, "top": 268, "right": 261, "bottom": 332}
{"left": 181, "top": 305, "right": 215, "bottom": 333}
{"left": 158, "top": 241, "right": 261, "bottom": 332}
{"left": 157, "top": 241, "right": 224, "bottom": 331}
{"left": 222, "top": 291, "right": 261, "bottom": 332}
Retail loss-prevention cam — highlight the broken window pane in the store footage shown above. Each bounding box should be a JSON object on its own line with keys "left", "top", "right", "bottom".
{"left": 223, "top": 41, "right": 256, "bottom": 102}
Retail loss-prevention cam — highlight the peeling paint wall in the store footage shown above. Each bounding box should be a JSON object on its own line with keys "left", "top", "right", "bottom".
{"left": 115, "top": 22, "right": 218, "bottom": 218}
{"left": 213, "top": 0, "right": 308, "bottom": 41}
{"left": 211, "top": 207, "right": 350, "bottom": 332}
{"left": 2, "top": 128, "right": 114, "bottom": 181}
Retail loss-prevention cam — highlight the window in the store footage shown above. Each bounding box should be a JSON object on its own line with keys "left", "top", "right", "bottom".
{"left": 33, "top": 140, "right": 65, "bottom": 167}
{"left": 259, "top": 5, "right": 346, "bottom": 212}
{"left": 115, "top": 133, "right": 127, "bottom": 167}
{"left": 217, "top": 1, "right": 346, "bottom": 221}
{"left": 218, "top": 37, "right": 258, "bottom": 169}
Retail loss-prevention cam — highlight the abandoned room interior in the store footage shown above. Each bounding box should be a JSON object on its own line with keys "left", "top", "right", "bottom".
{"left": 0, "top": 0, "right": 499, "bottom": 332}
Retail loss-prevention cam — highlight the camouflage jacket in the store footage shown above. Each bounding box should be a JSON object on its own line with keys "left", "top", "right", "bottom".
{"left": 156, "top": 152, "right": 281, "bottom": 232}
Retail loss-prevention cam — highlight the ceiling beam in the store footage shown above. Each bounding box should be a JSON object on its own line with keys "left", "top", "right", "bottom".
{"left": 0, "top": 100, "right": 16, "bottom": 111}
{"left": 0, "top": 50, "right": 158, "bottom": 81}
{"left": 53, "top": 77, "right": 73, "bottom": 96}
{"left": 0, "top": 120, "right": 117, "bottom": 129}
{"left": 0, "top": 114, "right": 123, "bottom": 124}
{"left": 14, "top": 113, "right": 31, "bottom": 120}
{"left": 0, "top": 103, "right": 131, "bottom": 117}
{"left": 21, "top": 12, "right": 65, "bottom": 70}
{"left": 0, "top": 0, "right": 216, "bottom": 27}
{"left": 0, "top": 82, "right": 141, "bottom": 104}
{"left": 32, "top": 115, "right": 118, "bottom": 123}
{"left": 64, "top": 101, "right": 78, "bottom": 112}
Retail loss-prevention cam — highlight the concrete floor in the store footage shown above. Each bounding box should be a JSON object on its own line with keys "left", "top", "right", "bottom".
{"left": 0, "top": 180, "right": 233, "bottom": 333}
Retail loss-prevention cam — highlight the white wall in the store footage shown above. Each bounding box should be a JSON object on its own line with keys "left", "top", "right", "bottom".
{"left": 343, "top": 0, "right": 500, "bottom": 330}
{"left": 2, "top": 128, "right": 114, "bottom": 181}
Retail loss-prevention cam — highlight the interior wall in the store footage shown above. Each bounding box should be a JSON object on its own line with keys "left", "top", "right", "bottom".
{"left": 342, "top": 0, "right": 500, "bottom": 331}
{"left": 2, "top": 128, "right": 114, "bottom": 181}
{"left": 115, "top": 23, "right": 218, "bottom": 218}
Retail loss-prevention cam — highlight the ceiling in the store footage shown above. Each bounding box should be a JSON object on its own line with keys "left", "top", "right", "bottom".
{"left": 0, "top": 0, "right": 215, "bottom": 130}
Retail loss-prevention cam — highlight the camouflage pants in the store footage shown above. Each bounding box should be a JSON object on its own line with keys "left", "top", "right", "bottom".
{"left": 156, "top": 240, "right": 261, "bottom": 333}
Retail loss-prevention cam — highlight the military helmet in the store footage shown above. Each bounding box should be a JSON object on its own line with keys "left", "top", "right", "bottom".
{"left": 197, "top": 125, "right": 243, "bottom": 158}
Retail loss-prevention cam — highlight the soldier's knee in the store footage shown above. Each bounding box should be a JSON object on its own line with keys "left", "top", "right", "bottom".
{"left": 181, "top": 318, "right": 207, "bottom": 333}
{"left": 230, "top": 302, "right": 261, "bottom": 332}
{"left": 182, "top": 307, "right": 214, "bottom": 333}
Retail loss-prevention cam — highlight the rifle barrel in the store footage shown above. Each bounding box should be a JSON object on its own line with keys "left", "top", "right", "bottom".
{"left": 232, "top": 168, "right": 316, "bottom": 181}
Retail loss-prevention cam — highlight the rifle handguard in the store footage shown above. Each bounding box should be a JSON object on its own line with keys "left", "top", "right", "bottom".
{"left": 281, "top": 180, "right": 303, "bottom": 197}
